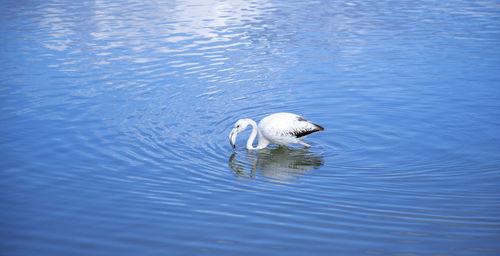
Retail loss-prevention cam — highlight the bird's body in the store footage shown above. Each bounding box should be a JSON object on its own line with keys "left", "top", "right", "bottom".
{"left": 229, "top": 112, "right": 324, "bottom": 150}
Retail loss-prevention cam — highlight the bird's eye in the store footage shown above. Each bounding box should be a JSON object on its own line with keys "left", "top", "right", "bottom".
{"left": 236, "top": 125, "right": 240, "bottom": 128}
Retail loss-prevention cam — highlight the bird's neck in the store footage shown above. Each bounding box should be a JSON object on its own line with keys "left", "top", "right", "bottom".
{"left": 246, "top": 119, "right": 259, "bottom": 149}
{"left": 246, "top": 119, "right": 269, "bottom": 150}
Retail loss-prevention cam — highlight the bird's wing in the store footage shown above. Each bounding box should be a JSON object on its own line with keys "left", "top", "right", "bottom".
{"left": 287, "top": 116, "right": 324, "bottom": 138}
{"left": 261, "top": 113, "right": 324, "bottom": 139}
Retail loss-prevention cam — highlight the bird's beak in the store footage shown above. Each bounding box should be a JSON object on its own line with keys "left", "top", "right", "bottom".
{"left": 229, "top": 128, "right": 237, "bottom": 149}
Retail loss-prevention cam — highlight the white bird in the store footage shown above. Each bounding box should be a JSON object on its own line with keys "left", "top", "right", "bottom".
{"left": 229, "top": 112, "right": 324, "bottom": 150}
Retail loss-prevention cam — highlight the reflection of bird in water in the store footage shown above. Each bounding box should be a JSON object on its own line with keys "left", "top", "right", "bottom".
{"left": 229, "top": 113, "right": 324, "bottom": 149}
{"left": 228, "top": 146, "right": 324, "bottom": 183}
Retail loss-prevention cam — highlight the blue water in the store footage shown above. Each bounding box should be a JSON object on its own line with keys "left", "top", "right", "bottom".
{"left": 1, "top": 0, "right": 500, "bottom": 255}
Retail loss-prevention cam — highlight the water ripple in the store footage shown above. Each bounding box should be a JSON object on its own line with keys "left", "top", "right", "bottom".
{"left": 2, "top": 0, "right": 500, "bottom": 255}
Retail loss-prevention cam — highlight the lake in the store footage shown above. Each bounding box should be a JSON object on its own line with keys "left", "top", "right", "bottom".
{"left": 1, "top": 0, "right": 500, "bottom": 255}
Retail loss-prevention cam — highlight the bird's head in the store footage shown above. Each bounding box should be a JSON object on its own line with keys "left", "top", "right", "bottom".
{"left": 229, "top": 119, "right": 250, "bottom": 149}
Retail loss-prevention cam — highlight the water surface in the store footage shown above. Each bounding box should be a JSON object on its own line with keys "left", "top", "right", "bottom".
{"left": 1, "top": 0, "right": 500, "bottom": 255}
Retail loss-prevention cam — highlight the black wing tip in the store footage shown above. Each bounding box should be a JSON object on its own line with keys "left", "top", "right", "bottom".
{"left": 294, "top": 116, "right": 324, "bottom": 137}
{"left": 293, "top": 125, "right": 324, "bottom": 138}
{"left": 294, "top": 130, "right": 313, "bottom": 138}
{"left": 296, "top": 116, "right": 324, "bottom": 130}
